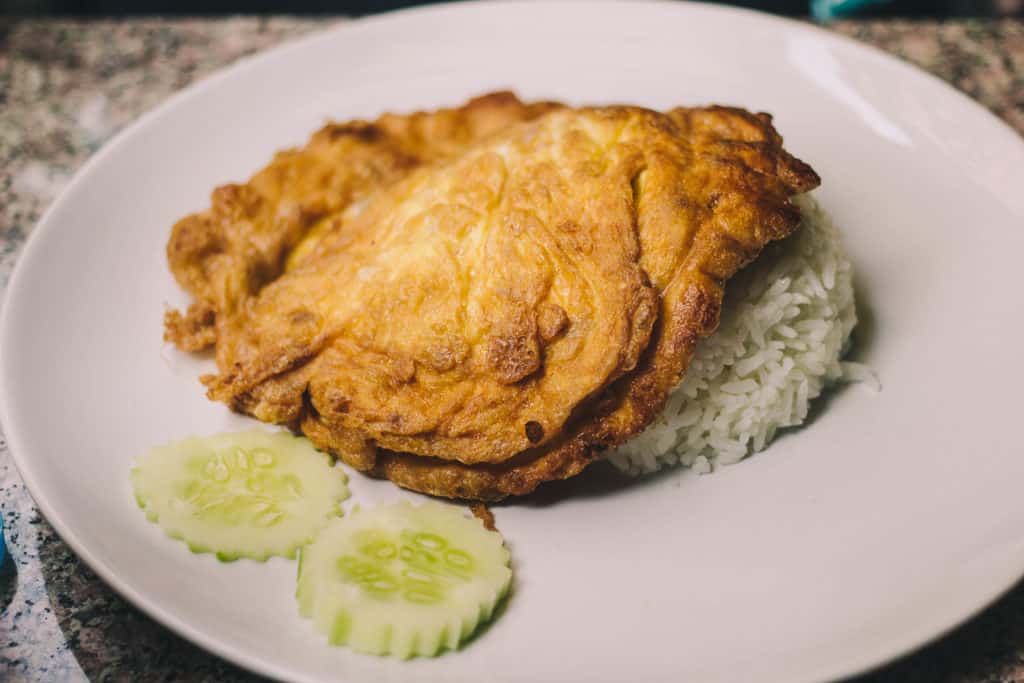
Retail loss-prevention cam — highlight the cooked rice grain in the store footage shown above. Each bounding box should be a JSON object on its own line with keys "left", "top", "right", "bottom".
{"left": 608, "top": 194, "right": 873, "bottom": 476}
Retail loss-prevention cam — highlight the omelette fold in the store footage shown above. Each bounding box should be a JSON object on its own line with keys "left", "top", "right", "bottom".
{"left": 165, "top": 92, "right": 819, "bottom": 501}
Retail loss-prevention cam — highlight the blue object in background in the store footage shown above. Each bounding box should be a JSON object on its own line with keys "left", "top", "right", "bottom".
{"left": 811, "top": 0, "right": 892, "bottom": 21}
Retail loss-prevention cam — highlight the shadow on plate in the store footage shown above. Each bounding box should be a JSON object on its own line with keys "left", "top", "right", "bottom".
{"left": 506, "top": 460, "right": 683, "bottom": 509}
{"left": 36, "top": 517, "right": 264, "bottom": 682}
{"left": 461, "top": 577, "right": 514, "bottom": 650}
{"left": 844, "top": 575, "right": 1024, "bottom": 682}
{"left": 848, "top": 272, "right": 878, "bottom": 363}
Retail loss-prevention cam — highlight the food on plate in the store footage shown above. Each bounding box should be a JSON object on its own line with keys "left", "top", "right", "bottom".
{"left": 165, "top": 92, "right": 559, "bottom": 351}
{"left": 165, "top": 93, "right": 822, "bottom": 500}
{"left": 297, "top": 501, "right": 511, "bottom": 658}
{"left": 132, "top": 430, "right": 349, "bottom": 560}
{"left": 609, "top": 195, "right": 870, "bottom": 475}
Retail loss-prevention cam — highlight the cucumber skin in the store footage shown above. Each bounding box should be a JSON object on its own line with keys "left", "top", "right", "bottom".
{"left": 297, "top": 501, "right": 512, "bottom": 658}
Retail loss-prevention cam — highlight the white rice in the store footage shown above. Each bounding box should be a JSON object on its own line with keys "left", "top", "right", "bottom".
{"left": 607, "top": 194, "right": 876, "bottom": 476}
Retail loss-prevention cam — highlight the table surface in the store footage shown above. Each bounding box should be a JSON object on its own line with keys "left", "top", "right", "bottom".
{"left": 1, "top": 15, "right": 1023, "bottom": 683}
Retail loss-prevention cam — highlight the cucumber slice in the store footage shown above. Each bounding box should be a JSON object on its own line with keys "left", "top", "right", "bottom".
{"left": 131, "top": 430, "right": 349, "bottom": 561}
{"left": 297, "top": 501, "right": 511, "bottom": 658}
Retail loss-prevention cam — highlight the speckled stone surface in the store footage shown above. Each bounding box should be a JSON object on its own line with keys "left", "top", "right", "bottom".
{"left": 0, "top": 16, "right": 1022, "bottom": 683}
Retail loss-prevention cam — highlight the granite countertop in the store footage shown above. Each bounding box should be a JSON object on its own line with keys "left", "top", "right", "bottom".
{"left": 1, "top": 15, "right": 1022, "bottom": 682}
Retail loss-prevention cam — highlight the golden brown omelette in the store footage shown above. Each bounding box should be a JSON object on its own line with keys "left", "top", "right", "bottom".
{"left": 165, "top": 92, "right": 819, "bottom": 501}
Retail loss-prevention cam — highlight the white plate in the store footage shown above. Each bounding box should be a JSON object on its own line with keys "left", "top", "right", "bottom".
{"left": 3, "top": 2, "right": 1024, "bottom": 681}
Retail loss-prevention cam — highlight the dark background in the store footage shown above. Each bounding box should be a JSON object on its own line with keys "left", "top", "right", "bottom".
{"left": 2, "top": 0, "right": 1022, "bottom": 18}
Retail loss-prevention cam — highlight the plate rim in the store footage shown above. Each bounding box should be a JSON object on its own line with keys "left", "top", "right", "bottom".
{"left": 2, "top": 2, "right": 1023, "bottom": 681}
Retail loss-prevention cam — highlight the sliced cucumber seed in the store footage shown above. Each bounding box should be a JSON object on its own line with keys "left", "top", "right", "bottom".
{"left": 252, "top": 449, "right": 275, "bottom": 467}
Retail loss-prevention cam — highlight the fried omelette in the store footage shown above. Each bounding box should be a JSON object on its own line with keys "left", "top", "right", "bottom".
{"left": 166, "top": 92, "right": 560, "bottom": 350}
{"left": 166, "top": 93, "right": 819, "bottom": 501}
